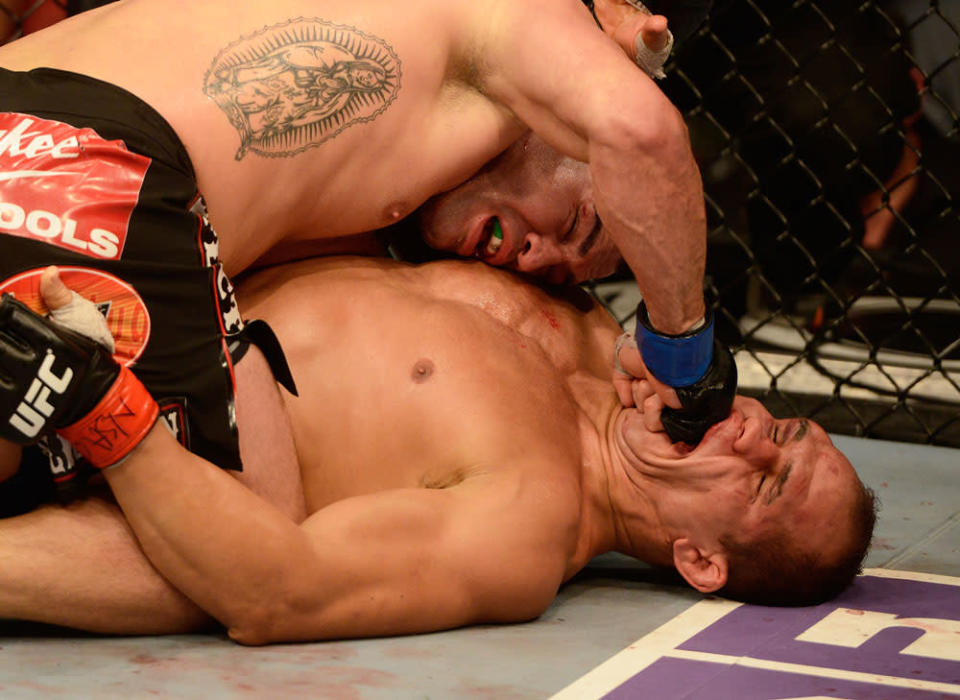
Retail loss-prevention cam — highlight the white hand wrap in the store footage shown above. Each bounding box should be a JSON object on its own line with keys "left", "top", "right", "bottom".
{"left": 623, "top": 0, "right": 656, "bottom": 15}
{"left": 624, "top": 0, "right": 675, "bottom": 80}
{"left": 48, "top": 291, "right": 116, "bottom": 354}
{"left": 614, "top": 331, "right": 638, "bottom": 376}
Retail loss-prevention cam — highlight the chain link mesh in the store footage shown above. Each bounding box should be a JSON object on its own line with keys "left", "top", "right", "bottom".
{"left": 0, "top": 0, "right": 68, "bottom": 45}
{"left": 590, "top": 0, "right": 960, "bottom": 446}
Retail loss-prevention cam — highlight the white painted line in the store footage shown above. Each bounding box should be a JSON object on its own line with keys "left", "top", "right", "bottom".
{"left": 665, "top": 649, "right": 960, "bottom": 695}
{"left": 553, "top": 570, "right": 960, "bottom": 700}
{"left": 550, "top": 597, "right": 741, "bottom": 699}
{"left": 863, "top": 566, "right": 960, "bottom": 586}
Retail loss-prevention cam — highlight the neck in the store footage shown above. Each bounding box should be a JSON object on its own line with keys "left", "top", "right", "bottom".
{"left": 569, "top": 391, "right": 672, "bottom": 570}
{"left": 598, "top": 410, "right": 684, "bottom": 568}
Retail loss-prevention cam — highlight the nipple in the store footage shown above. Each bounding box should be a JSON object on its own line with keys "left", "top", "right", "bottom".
{"left": 383, "top": 201, "right": 410, "bottom": 224}
{"left": 411, "top": 358, "right": 435, "bottom": 383}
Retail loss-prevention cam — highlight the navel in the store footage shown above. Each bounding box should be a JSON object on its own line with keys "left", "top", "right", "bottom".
{"left": 411, "top": 358, "right": 435, "bottom": 383}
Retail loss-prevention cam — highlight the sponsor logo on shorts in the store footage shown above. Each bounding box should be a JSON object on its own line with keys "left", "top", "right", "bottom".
{"left": 158, "top": 398, "right": 190, "bottom": 449}
{"left": 0, "top": 113, "right": 151, "bottom": 260}
{"left": 38, "top": 433, "right": 79, "bottom": 479}
{"left": 191, "top": 197, "right": 244, "bottom": 335}
{"left": 0, "top": 267, "right": 151, "bottom": 366}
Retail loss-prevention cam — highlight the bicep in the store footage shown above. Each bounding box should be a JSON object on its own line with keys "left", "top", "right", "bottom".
{"left": 475, "top": 0, "right": 673, "bottom": 159}
{"left": 270, "top": 482, "right": 569, "bottom": 641}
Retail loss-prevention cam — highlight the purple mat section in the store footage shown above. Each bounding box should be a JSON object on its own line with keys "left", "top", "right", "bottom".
{"left": 679, "top": 576, "right": 960, "bottom": 684}
{"left": 604, "top": 657, "right": 958, "bottom": 700}
{"left": 603, "top": 575, "right": 960, "bottom": 699}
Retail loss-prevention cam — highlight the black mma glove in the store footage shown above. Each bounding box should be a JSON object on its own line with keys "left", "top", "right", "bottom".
{"left": 659, "top": 339, "right": 737, "bottom": 444}
{"left": 0, "top": 294, "right": 158, "bottom": 468}
{"left": 635, "top": 301, "right": 737, "bottom": 444}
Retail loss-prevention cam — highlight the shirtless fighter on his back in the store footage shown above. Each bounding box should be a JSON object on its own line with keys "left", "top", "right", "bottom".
{"left": 0, "top": 259, "right": 875, "bottom": 643}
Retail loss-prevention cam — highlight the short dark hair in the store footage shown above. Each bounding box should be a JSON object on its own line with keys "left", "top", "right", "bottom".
{"left": 716, "top": 480, "right": 879, "bottom": 606}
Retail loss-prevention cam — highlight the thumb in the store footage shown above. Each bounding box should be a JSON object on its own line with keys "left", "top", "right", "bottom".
{"left": 39, "top": 266, "right": 73, "bottom": 311}
{"left": 640, "top": 14, "right": 670, "bottom": 51}
{"left": 39, "top": 267, "right": 116, "bottom": 353}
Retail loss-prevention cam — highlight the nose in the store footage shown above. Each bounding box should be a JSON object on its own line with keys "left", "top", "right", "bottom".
{"left": 515, "top": 231, "right": 568, "bottom": 279}
{"left": 736, "top": 415, "right": 781, "bottom": 468}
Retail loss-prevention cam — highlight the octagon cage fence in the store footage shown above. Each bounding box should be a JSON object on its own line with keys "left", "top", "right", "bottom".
{"left": 589, "top": 0, "right": 960, "bottom": 448}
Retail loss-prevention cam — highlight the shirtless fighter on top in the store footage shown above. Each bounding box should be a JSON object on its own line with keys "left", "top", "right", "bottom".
{"left": 0, "top": 259, "right": 874, "bottom": 642}
{"left": 0, "top": 0, "right": 734, "bottom": 494}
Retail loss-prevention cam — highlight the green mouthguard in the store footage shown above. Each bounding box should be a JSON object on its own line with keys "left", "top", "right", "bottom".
{"left": 492, "top": 218, "right": 503, "bottom": 240}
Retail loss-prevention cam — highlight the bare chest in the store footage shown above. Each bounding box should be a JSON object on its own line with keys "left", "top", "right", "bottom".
{"left": 284, "top": 307, "right": 579, "bottom": 510}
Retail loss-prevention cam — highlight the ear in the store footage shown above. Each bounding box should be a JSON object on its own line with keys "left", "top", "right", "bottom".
{"left": 672, "top": 538, "right": 729, "bottom": 593}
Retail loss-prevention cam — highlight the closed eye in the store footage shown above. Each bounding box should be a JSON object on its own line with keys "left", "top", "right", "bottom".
{"left": 562, "top": 207, "right": 579, "bottom": 243}
{"left": 578, "top": 208, "right": 603, "bottom": 258}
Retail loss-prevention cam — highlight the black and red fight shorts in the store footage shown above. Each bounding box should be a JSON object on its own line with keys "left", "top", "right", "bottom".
{"left": 0, "top": 67, "right": 248, "bottom": 478}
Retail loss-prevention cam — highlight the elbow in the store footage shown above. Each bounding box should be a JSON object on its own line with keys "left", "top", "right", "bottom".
{"left": 224, "top": 590, "right": 322, "bottom": 646}
{"left": 592, "top": 95, "right": 690, "bottom": 161}
{"left": 225, "top": 605, "right": 277, "bottom": 646}
{"left": 228, "top": 625, "right": 270, "bottom": 647}
{"left": 223, "top": 594, "right": 297, "bottom": 646}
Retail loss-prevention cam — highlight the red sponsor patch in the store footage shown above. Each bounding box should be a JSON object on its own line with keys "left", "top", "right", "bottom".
{"left": 0, "top": 113, "right": 150, "bottom": 260}
{"left": 0, "top": 267, "right": 151, "bottom": 367}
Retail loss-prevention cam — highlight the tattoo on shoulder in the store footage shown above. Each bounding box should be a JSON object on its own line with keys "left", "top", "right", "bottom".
{"left": 203, "top": 18, "right": 402, "bottom": 160}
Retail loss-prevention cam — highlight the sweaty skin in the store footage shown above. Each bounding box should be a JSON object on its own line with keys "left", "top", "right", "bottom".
{"left": 0, "top": 1, "right": 703, "bottom": 470}
{"left": 0, "top": 259, "right": 864, "bottom": 642}
{"left": 0, "top": 0, "right": 706, "bottom": 335}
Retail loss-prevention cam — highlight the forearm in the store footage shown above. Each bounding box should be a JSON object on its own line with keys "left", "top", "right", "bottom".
{"left": 588, "top": 4, "right": 707, "bottom": 332}
{"left": 103, "top": 425, "right": 562, "bottom": 645}
{"left": 103, "top": 424, "right": 314, "bottom": 642}
{"left": 590, "top": 108, "right": 707, "bottom": 333}
{"left": 478, "top": 0, "right": 706, "bottom": 332}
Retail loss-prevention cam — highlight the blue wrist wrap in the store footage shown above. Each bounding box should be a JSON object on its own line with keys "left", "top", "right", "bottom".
{"left": 635, "top": 302, "right": 714, "bottom": 387}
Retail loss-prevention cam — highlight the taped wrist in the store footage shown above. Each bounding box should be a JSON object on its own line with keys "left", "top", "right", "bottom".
{"left": 634, "top": 26, "right": 673, "bottom": 79}
{"left": 48, "top": 290, "right": 115, "bottom": 353}
{"left": 634, "top": 301, "right": 714, "bottom": 387}
{"left": 623, "top": 0, "right": 674, "bottom": 79}
{"left": 57, "top": 365, "right": 158, "bottom": 468}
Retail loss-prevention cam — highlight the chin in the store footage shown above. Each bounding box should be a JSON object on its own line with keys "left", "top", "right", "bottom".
{"left": 417, "top": 199, "right": 465, "bottom": 254}
{"left": 416, "top": 201, "right": 441, "bottom": 243}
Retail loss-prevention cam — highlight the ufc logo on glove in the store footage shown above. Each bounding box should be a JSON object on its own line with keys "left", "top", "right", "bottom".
{"left": 0, "top": 294, "right": 158, "bottom": 468}
{"left": 8, "top": 350, "right": 72, "bottom": 439}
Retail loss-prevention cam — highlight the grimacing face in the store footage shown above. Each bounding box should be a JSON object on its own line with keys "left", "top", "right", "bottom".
{"left": 418, "top": 134, "right": 623, "bottom": 284}
{"left": 619, "top": 396, "right": 863, "bottom": 563}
